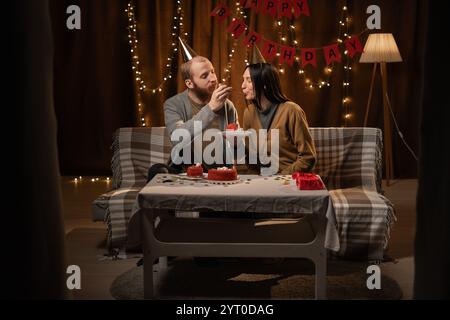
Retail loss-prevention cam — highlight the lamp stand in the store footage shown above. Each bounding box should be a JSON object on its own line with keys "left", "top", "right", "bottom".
{"left": 364, "top": 63, "right": 377, "bottom": 126}
{"left": 364, "top": 62, "right": 395, "bottom": 186}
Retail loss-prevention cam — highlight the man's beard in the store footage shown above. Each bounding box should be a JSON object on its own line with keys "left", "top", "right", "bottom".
{"left": 191, "top": 81, "right": 215, "bottom": 103}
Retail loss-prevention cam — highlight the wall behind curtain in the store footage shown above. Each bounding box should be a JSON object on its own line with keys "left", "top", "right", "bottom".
{"left": 52, "top": 0, "right": 426, "bottom": 177}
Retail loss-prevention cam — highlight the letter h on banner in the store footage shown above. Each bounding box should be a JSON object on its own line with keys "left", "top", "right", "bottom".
{"left": 280, "top": 46, "right": 296, "bottom": 66}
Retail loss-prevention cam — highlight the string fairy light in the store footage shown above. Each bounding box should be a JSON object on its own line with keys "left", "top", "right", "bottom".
{"left": 125, "top": 0, "right": 188, "bottom": 126}
{"left": 222, "top": 1, "right": 248, "bottom": 83}
{"left": 275, "top": 18, "right": 288, "bottom": 79}
{"left": 238, "top": 4, "right": 340, "bottom": 90}
{"left": 283, "top": 2, "right": 354, "bottom": 120}
{"left": 339, "top": 2, "right": 353, "bottom": 126}
{"left": 267, "top": 1, "right": 356, "bottom": 102}
{"left": 73, "top": 176, "right": 111, "bottom": 183}
{"left": 273, "top": 15, "right": 329, "bottom": 90}
{"left": 222, "top": 2, "right": 248, "bottom": 83}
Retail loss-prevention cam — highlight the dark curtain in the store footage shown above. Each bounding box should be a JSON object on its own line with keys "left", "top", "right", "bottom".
{"left": 52, "top": 0, "right": 426, "bottom": 177}
{"left": 50, "top": 0, "right": 136, "bottom": 175}
{"left": 10, "top": 1, "right": 67, "bottom": 299}
{"left": 414, "top": 3, "right": 450, "bottom": 299}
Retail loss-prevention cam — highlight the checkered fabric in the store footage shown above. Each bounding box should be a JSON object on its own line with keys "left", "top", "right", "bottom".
{"left": 310, "top": 127, "right": 395, "bottom": 260}
{"left": 106, "top": 127, "right": 172, "bottom": 248}
{"left": 111, "top": 127, "right": 172, "bottom": 189}
{"left": 97, "top": 126, "right": 395, "bottom": 260}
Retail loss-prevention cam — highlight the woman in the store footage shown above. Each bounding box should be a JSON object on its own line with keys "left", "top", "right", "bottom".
{"left": 241, "top": 62, "right": 316, "bottom": 174}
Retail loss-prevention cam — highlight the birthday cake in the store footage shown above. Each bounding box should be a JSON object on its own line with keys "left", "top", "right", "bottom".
{"left": 207, "top": 166, "right": 238, "bottom": 181}
{"left": 187, "top": 163, "right": 204, "bottom": 177}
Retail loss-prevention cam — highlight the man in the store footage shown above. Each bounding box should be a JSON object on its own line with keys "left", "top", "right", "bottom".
{"left": 147, "top": 39, "right": 238, "bottom": 181}
{"left": 165, "top": 55, "right": 237, "bottom": 139}
{"left": 164, "top": 55, "right": 238, "bottom": 170}
{"left": 137, "top": 42, "right": 239, "bottom": 267}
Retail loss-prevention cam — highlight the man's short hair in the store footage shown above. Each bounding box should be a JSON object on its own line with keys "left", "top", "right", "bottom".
{"left": 180, "top": 56, "right": 209, "bottom": 81}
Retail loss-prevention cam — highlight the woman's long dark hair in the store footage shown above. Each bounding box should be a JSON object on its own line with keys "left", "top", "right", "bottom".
{"left": 245, "top": 63, "right": 289, "bottom": 110}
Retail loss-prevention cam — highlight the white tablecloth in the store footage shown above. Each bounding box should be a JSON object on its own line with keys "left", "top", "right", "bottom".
{"left": 136, "top": 174, "right": 340, "bottom": 251}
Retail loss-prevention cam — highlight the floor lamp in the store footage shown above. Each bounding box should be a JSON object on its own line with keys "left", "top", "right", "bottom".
{"left": 360, "top": 33, "right": 402, "bottom": 186}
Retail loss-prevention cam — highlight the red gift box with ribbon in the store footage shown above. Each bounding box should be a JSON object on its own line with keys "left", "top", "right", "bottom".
{"left": 292, "top": 172, "right": 325, "bottom": 190}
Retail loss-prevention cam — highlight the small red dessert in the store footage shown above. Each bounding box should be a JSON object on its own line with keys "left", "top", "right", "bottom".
{"left": 187, "top": 164, "right": 204, "bottom": 177}
{"left": 207, "top": 167, "right": 238, "bottom": 181}
{"left": 226, "top": 123, "right": 238, "bottom": 131}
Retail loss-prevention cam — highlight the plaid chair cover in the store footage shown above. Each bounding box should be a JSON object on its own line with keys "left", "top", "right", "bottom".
{"left": 310, "top": 127, "right": 395, "bottom": 260}
{"left": 99, "top": 126, "right": 395, "bottom": 260}
{"left": 105, "top": 127, "right": 172, "bottom": 248}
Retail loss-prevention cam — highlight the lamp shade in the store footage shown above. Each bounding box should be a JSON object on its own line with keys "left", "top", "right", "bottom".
{"left": 359, "top": 33, "right": 402, "bottom": 63}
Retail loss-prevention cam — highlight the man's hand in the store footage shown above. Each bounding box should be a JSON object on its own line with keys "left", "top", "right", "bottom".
{"left": 208, "top": 84, "right": 232, "bottom": 112}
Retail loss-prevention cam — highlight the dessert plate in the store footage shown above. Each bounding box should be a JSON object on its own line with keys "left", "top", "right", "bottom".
{"left": 158, "top": 173, "right": 206, "bottom": 183}
{"left": 207, "top": 176, "right": 241, "bottom": 185}
{"left": 220, "top": 130, "right": 252, "bottom": 137}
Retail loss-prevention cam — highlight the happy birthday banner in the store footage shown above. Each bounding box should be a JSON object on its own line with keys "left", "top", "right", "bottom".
{"left": 239, "top": 0, "right": 311, "bottom": 19}
{"left": 210, "top": 1, "right": 363, "bottom": 68}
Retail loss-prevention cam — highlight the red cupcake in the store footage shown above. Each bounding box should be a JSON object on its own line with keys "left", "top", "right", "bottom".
{"left": 187, "top": 163, "right": 204, "bottom": 177}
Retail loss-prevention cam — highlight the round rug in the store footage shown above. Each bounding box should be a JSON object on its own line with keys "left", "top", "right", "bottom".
{"left": 110, "top": 258, "right": 402, "bottom": 300}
